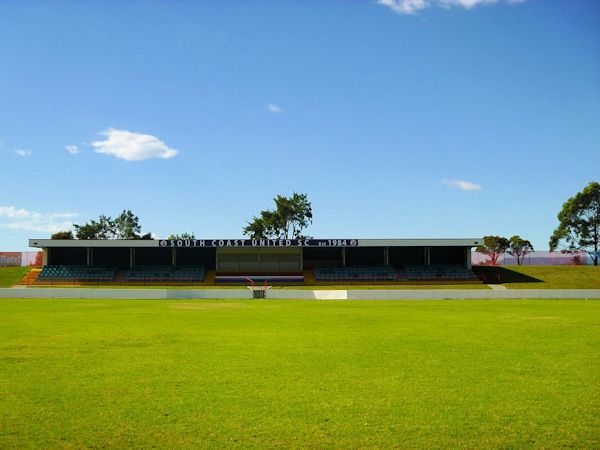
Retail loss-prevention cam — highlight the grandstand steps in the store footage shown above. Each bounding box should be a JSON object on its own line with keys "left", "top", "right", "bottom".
{"left": 215, "top": 271, "right": 304, "bottom": 284}
{"left": 203, "top": 270, "right": 216, "bottom": 284}
{"left": 17, "top": 268, "right": 41, "bottom": 286}
{"left": 303, "top": 270, "right": 316, "bottom": 284}
{"left": 112, "top": 271, "right": 129, "bottom": 283}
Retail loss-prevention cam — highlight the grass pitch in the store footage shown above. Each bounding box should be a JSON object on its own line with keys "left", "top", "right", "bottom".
{"left": 476, "top": 265, "right": 600, "bottom": 289}
{"left": 0, "top": 266, "right": 30, "bottom": 287}
{"left": 1, "top": 299, "right": 599, "bottom": 448}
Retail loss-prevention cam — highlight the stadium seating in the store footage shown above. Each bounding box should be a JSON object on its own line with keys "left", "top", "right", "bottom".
{"left": 314, "top": 264, "right": 479, "bottom": 282}
{"left": 37, "top": 265, "right": 206, "bottom": 283}
{"left": 400, "top": 264, "right": 479, "bottom": 281}
{"left": 122, "top": 265, "right": 205, "bottom": 282}
{"left": 37, "top": 265, "right": 117, "bottom": 282}
{"left": 314, "top": 265, "right": 397, "bottom": 282}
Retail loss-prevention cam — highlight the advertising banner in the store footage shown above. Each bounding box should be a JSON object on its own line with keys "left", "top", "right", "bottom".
{"left": 0, "top": 252, "right": 22, "bottom": 266}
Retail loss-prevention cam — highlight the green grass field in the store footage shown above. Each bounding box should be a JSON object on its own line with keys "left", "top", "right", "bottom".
{"left": 1, "top": 299, "right": 598, "bottom": 448}
{"left": 476, "top": 265, "right": 600, "bottom": 289}
{"left": 0, "top": 266, "right": 30, "bottom": 287}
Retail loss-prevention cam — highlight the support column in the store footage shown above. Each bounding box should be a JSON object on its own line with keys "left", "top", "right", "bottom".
{"left": 171, "top": 248, "right": 176, "bottom": 267}
{"left": 425, "top": 247, "right": 431, "bottom": 265}
{"left": 342, "top": 247, "right": 346, "bottom": 267}
{"left": 384, "top": 247, "right": 389, "bottom": 265}
{"left": 86, "top": 248, "right": 91, "bottom": 266}
{"left": 43, "top": 248, "right": 48, "bottom": 266}
{"left": 130, "top": 248, "right": 135, "bottom": 268}
{"left": 465, "top": 247, "right": 472, "bottom": 270}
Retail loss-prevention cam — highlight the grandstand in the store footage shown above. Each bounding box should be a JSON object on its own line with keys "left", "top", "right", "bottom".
{"left": 28, "top": 238, "right": 482, "bottom": 285}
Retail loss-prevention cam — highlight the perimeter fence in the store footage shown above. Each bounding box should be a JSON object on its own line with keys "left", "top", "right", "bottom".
{"left": 0, "top": 251, "right": 43, "bottom": 267}
{"left": 472, "top": 250, "right": 594, "bottom": 266}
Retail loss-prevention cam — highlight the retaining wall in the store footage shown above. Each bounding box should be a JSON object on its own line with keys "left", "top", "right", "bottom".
{"left": 1, "top": 288, "right": 600, "bottom": 300}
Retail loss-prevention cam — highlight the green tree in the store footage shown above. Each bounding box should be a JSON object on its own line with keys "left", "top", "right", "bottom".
{"left": 73, "top": 210, "right": 151, "bottom": 240}
{"left": 550, "top": 181, "right": 600, "bottom": 266}
{"left": 74, "top": 215, "right": 115, "bottom": 239}
{"left": 167, "top": 232, "right": 196, "bottom": 240}
{"left": 243, "top": 193, "right": 313, "bottom": 239}
{"left": 114, "top": 209, "right": 141, "bottom": 239}
{"left": 242, "top": 217, "right": 270, "bottom": 240}
{"left": 476, "top": 235, "right": 510, "bottom": 265}
{"left": 51, "top": 230, "right": 74, "bottom": 240}
{"left": 507, "top": 235, "right": 534, "bottom": 265}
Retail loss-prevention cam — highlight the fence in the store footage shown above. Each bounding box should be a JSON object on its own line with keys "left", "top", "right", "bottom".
{"left": 472, "top": 250, "right": 593, "bottom": 266}
{"left": 0, "top": 251, "right": 43, "bottom": 267}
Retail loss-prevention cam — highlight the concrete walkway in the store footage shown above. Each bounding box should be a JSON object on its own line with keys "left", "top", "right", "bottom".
{"left": 1, "top": 287, "right": 599, "bottom": 300}
{"left": 488, "top": 284, "right": 508, "bottom": 290}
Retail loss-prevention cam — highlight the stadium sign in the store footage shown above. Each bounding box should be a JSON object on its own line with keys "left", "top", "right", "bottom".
{"left": 159, "top": 239, "right": 359, "bottom": 248}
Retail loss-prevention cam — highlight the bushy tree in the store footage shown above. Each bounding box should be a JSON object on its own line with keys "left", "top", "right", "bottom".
{"left": 550, "top": 181, "right": 600, "bottom": 265}
{"left": 114, "top": 210, "right": 141, "bottom": 239}
{"left": 243, "top": 193, "right": 313, "bottom": 239}
{"left": 476, "top": 235, "right": 510, "bottom": 265}
{"left": 51, "top": 230, "right": 74, "bottom": 240}
{"left": 507, "top": 235, "right": 534, "bottom": 265}
{"left": 74, "top": 215, "right": 115, "bottom": 239}
{"left": 167, "top": 232, "right": 196, "bottom": 240}
{"left": 74, "top": 210, "right": 151, "bottom": 240}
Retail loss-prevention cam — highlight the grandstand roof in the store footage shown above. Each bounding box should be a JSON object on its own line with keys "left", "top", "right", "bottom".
{"left": 30, "top": 238, "right": 482, "bottom": 248}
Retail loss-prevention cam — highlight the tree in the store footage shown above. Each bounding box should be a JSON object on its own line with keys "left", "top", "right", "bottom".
{"left": 550, "top": 181, "right": 600, "bottom": 266}
{"left": 114, "top": 209, "right": 141, "bottom": 239}
{"left": 167, "top": 232, "right": 196, "bottom": 240}
{"left": 74, "top": 215, "right": 115, "bottom": 239}
{"left": 51, "top": 230, "right": 74, "bottom": 240}
{"left": 507, "top": 235, "right": 534, "bottom": 265}
{"left": 243, "top": 193, "right": 313, "bottom": 239}
{"left": 73, "top": 210, "right": 151, "bottom": 240}
{"left": 476, "top": 235, "right": 510, "bottom": 265}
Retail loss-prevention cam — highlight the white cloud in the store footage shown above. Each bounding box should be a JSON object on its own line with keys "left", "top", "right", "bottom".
{"left": 442, "top": 179, "right": 482, "bottom": 191}
{"left": 15, "top": 149, "right": 32, "bottom": 157}
{"left": 378, "top": 0, "right": 525, "bottom": 14}
{"left": 377, "top": 0, "right": 428, "bottom": 14}
{"left": 0, "top": 206, "right": 77, "bottom": 233}
{"left": 66, "top": 145, "right": 79, "bottom": 154}
{"left": 91, "top": 128, "right": 178, "bottom": 161}
{"left": 268, "top": 103, "right": 283, "bottom": 114}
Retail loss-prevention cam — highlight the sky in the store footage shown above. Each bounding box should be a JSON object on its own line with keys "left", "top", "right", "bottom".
{"left": 1, "top": 0, "right": 599, "bottom": 251}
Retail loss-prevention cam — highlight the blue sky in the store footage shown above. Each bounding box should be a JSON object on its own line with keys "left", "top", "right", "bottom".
{"left": 1, "top": 0, "right": 599, "bottom": 251}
